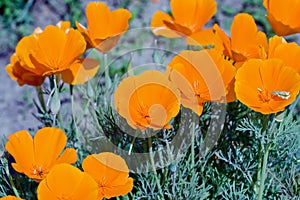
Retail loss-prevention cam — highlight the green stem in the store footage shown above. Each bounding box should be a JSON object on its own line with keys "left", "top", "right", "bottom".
{"left": 191, "top": 113, "right": 198, "bottom": 169}
{"left": 36, "top": 86, "right": 46, "bottom": 112}
{"left": 147, "top": 129, "right": 164, "bottom": 199}
{"left": 3, "top": 158, "right": 20, "bottom": 198}
{"left": 258, "top": 145, "right": 269, "bottom": 200}
{"left": 128, "top": 129, "right": 140, "bottom": 155}
{"left": 104, "top": 53, "right": 111, "bottom": 105}
{"left": 7, "top": 174, "right": 20, "bottom": 198}
{"left": 70, "top": 85, "right": 79, "bottom": 141}
{"left": 256, "top": 115, "right": 269, "bottom": 199}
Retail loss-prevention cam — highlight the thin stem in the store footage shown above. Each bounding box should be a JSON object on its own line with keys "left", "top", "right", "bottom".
{"left": 128, "top": 129, "right": 140, "bottom": 155}
{"left": 36, "top": 86, "right": 46, "bottom": 112}
{"left": 50, "top": 75, "right": 62, "bottom": 127}
{"left": 70, "top": 85, "right": 79, "bottom": 141}
{"left": 258, "top": 145, "right": 269, "bottom": 200}
{"left": 3, "top": 158, "right": 20, "bottom": 198}
{"left": 256, "top": 115, "right": 269, "bottom": 199}
{"left": 147, "top": 129, "right": 164, "bottom": 199}
{"left": 52, "top": 114, "right": 57, "bottom": 127}
{"left": 104, "top": 53, "right": 111, "bottom": 105}
{"left": 190, "top": 113, "right": 198, "bottom": 169}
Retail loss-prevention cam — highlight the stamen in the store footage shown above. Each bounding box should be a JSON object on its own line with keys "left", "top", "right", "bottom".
{"left": 272, "top": 91, "right": 290, "bottom": 100}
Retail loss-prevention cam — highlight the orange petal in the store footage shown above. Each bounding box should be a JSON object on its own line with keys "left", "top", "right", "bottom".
{"left": 151, "top": 11, "right": 180, "bottom": 38}
{"left": 15, "top": 35, "right": 47, "bottom": 75}
{"left": 167, "top": 50, "right": 228, "bottom": 104}
{"left": 108, "top": 9, "right": 131, "bottom": 37}
{"left": 5, "top": 130, "right": 35, "bottom": 175}
{"left": 86, "top": 2, "right": 111, "bottom": 40}
{"left": 268, "top": 35, "right": 286, "bottom": 57}
{"left": 225, "top": 78, "right": 236, "bottom": 102}
{"left": 76, "top": 21, "right": 95, "bottom": 49}
{"left": 56, "top": 21, "right": 71, "bottom": 31}
{"left": 99, "top": 178, "right": 133, "bottom": 199}
{"left": 32, "top": 26, "right": 67, "bottom": 72}
{"left": 6, "top": 54, "right": 45, "bottom": 86}
{"left": 266, "top": 13, "right": 300, "bottom": 36}
{"left": 37, "top": 164, "right": 98, "bottom": 200}
{"left": 231, "top": 13, "right": 261, "bottom": 60}
{"left": 61, "top": 58, "right": 100, "bottom": 85}
{"left": 271, "top": 42, "right": 300, "bottom": 74}
{"left": 82, "top": 153, "right": 133, "bottom": 199}
{"left": 264, "top": 0, "right": 300, "bottom": 36}
{"left": 187, "top": 28, "right": 219, "bottom": 47}
{"left": 58, "top": 28, "right": 86, "bottom": 71}
{"left": 32, "top": 26, "right": 85, "bottom": 75}
{"left": 55, "top": 148, "right": 77, "bottom": 165}
{"left": 171, "top": 0, "right": 217, "bottom": 32}
{"left": 94, "top": 35, "right": 122, "bottom": 53}
{"left": 114, "top": 70, "right": 180, "bottom": 130}
{"left": 33, "top": 127, "right": 68, "bottom": 171}
{"left": 235, "top": 59, "right": 300, "bottom": 114}
{"left": 0, "top": 196, "right": 23, "bottom": 200}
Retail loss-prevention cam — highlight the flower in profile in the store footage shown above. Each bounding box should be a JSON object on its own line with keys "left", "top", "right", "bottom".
{"left": 7, "top": 21, "right": 99, "bottom": 86}
{"left": 235, "top": 59, "right": 300, "bottom": 114}
{"left": 114, "top": 70, "right": 180, "bottom": 130}
{"left": 82, "top": 152, "right": 133, "bottom": 199}
{"left": 5, "top": 127, "right": 77, "bottom": 181}
{"left": 37, "top": 164, "right": 98, "bottom": 200}
{"left": 188, "top": 13, "right": 267, "bottom": 65}
{"left": 151, "top": 0, "right": 217, "bottom": 38}
{"left": 0, "top": 196, "right": 23, "bottom": 200}
{"left": 264, "top": 0, "right": 300, "bottom": 36}
{"left": 166, "top": 49, "right": 236, "bottom": 115}
{"left": 76, "top": 2, "right": 132, "bottom": 53}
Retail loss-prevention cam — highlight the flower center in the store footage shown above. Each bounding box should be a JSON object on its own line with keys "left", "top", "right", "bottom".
{"left": 32, "top": 165, "right": 45, "bottom": 178}
{"left": 193, "top": 80, "right": 206, "bottom": 102}
{"left": 257, "top": 88, "right": 271, "bottom": 102}
{"left": 257, "top": 88, "right": 290, "bottom": 102}
{"left": 137, "top": 102, "right": 151, "bottom": 124}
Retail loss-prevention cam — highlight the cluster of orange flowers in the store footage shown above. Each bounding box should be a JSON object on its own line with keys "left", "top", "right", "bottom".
{"left": 114, "top": 0, "right": 300, "bottom": 131}
{"left": 2, "top": 127, "right": 133, "bottom": 199}
{"left": 6, "top": 2, "right": 131, "bottom": 86}
{"left": 3, "top": 0, "right": 300, "bottom": 198}
{"left": 3, "top": 2, "right": 134, "bottom": 199}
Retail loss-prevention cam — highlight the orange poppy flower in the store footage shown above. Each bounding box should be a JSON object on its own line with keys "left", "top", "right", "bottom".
{"left": 166, "top": 49, "right": 236, "bottom": 115}
{"left": 82, "top": 152, "right": 133, "bottom": 200}
{"left": 16, "top": 24, "right": 86, "bottom": 76}
{"left": 6, "top": 54, "right": 45, "bottom": 86}
{"left": 260, "top": 35, "right": 300, "bottom": 74}
{"left": 114, "top": 70, "right": 180, "bottom": 130}
{"left": 76, "top": 2, "right": 132, "bottom": 53}
{"left": 5, "top": 127, "right": 77, "bottom": 182}
{"left": 264, "top": 0, "right": 300, "bottom": 36}
{"left": 0, "top": 196, "right": 23, "bottom": 200}
{"left": 235, "top": 59, "right": 300, "bottom": 114}
{"left": 37, "top": 164, "right": 98, "bottom": 200}
{"left": 7, "top": 21, "right": 99, "bottom": 86}
{"left": 188, "top": 13, "right": 268, "bottom": 64}
{"left": 151, "top": 0, "right": 217, "bottom": 38}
